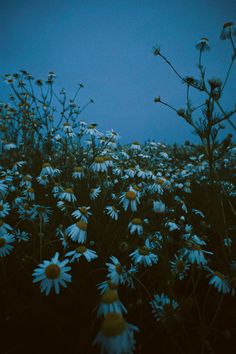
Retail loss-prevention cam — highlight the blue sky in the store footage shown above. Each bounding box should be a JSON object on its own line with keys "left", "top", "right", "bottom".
{"left": 1, "top": 0, "right": 235, "bottom": 144}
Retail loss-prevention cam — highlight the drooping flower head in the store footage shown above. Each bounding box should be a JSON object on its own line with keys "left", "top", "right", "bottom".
{"left": 195, "top": 37, "right": 210, "bottom": 51}
{"left": 93, "top": 313, "right": 139, "bottom": 354}
{"left": 220, "top": 22, "right": 236, "bottom": 40}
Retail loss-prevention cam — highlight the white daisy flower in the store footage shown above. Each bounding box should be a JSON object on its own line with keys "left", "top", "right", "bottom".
{"left": 65, "top": 221, "right": 88, "bottom": 243}
{"left": 52, "top": 184, "right": 64, "bottom": 198}
{"left": 195, "top": 37, "right": 210, "bottom": 51}
{"left": 36, "top": 174, "right": 50, "bottom": 186}
{"left": 124, "top": 167, "right": 136, "bottom": 178}
{"left": 0, "top": 200, "right": 11, "bottom": 217}
{"left": 0, "top": 181, "right": 8, "bottom": 197}
{"left": 97, "top": 290, "right": 127, "bottom": 317}
{"left": 150, "top": 293, "right": 180, "bottom": 323}
{"left": 184, "top": 243, "right": 213, "bottom": 266}
{"left": 72, "top": 166, "right": 85, "bottom": 180}
{"left": 0, "top": 220, "right": 13, "bottom": 235}
{"left": 165, "top": 221, "right": 180, "bottom": 232}
{"left": 23, "top": 187, "right": 35, "bottom": 201}
{"left": 93, "top": 313, "right": 139, "bottom": 354}
{"left": 106, "top": 256, "right": 126, "bottom": 285}
{"left": 105, "top": 206, "right": 120, "bottom": 221}
{"left": 20, "top": 175, "right": 33, "bottom": 188}
{"left": 106, "top": 129, "right": 120, "bottom": 141}
{"left": 206, "top": 268, "right": 231, "bottom": 294}
{"left": 72, "top": 206, "right": 92, "bottom": 222}
{"left": 0, "top": 233, "right": 15, "bottom": 257}
{"left": 55, "top": 225, "right": 69, "bottom": 249}
{"left": 153, "top": 200, "right": 166, "bottom": 213}
{"left": 119, "top": 191, "right": 140, "bottom": 212}
{"left": 40, "top": 163, "right": 55, "bottom": 176}
{"left": 128, "top": 218, "right": 143, "bottom": 236}
{"left": 130, "top": 242, "right": 158, "bottom": 267}
{"left": 65, "top": 245, "right": 97, "bottom": 263}
{"left": 32, "top": 252, "right": 72, "bottom": 295}
{"left": 85, "top": 123, "right": 102, "bottom": 137}
{"left": 220, "top": 21, "right": 236, "bottom": 40}
{"left": 56, "top": 200, "right": 66, "bottom": 211}
{"left": 63, "top": 122, "right": 73, "bottom": 133}
{"left": 29, "top": 205, "right": 52, "bottom": 223}
{"left": 17, "top": 203, "right": 32, "bottom": 221}
{"left": 59, "top": 188, "right": 77, "bottom": 202}
{"left": 97, "top": 280, "right": 119, "bottom": 295}
{"left": 91, "top": 156, "right": 108, "bottom": 173}
{"left": 14, "top": 229, "right": 30, "bottom": 242}
{"left": 170, "top": 254, "right": 190, "bottom": 280}
{"left": 89, "top": 187, "right": 101, "bottom": 200}
{"left": 130, "top": 141, "right": 141, "bottom": 151}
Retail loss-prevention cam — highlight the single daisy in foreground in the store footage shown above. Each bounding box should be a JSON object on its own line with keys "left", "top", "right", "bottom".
{"left": 33, "top": 252, "right": 72, "bottom": 295}
{"left": 93, "top": 313, "right": 139, "bottom": 354}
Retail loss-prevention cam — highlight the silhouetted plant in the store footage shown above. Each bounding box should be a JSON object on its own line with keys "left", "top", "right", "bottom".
{"left": 153, "top": 22, "right": 236, "bottom": 181}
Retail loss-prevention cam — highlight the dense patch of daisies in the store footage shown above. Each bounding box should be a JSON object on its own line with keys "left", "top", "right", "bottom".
{"left": 1, "top": 21, "right": 236, "bottom": 350}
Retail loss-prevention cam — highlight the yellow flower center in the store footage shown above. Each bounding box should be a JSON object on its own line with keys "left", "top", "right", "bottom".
{"left": 65, "top": 188, "right": 73, "bottom": 194}
{"left": 115, "top": 264, "right": 123, "bottom": 274}
{"left": 88, "top": 124, "right": 96, "bottom": 129}
{"left": 0, "top": 205, "right": 3, "bottom": 211}
{"left": 125, "top": 191, "right": 136, "bottom": 201}
{"left": 101, "top": 289, "right": 119, "bottom": 304}
{"left": 163, "top": 303, "right": 173, "bottom": 316}
{"left": 224, "top": 21, "right": 234, "bottom": 28}
{"left": 139, "top": 246, "right": 150, "bottom": 256}
{"left": 108, "top": 280, "right": 118, "bottom": 290}
{"left": 42, "top": 162, "right": 51, "bottom": 168}
{"left": 95, "top": 156, "right": 105, "bottom": 163}
{"left": 132, "top": 218, "right": 142, "bottom": 225}
{"left": 45, "top": 264, "right": 61, "bottom": 279}
{"left": 0, "top": 238, "right": 6, "bottom": 247}
{"left": 76, "top": 221, "right": 87, "bottom": 231}
{"left": 79, "top": 207, "right": 88, "bottom": 215}
{"left": 74, "top": 166, "right": 83, "bottom": 172}
{"left": 214, "top": 271, "right": 225, "bottom": 280}
{"left": 27, "top": 188, "right": 34, "bottom": 193}
{"left": 176, "top": 260, "right": 185, "bottom": 272}
{"left": 101, "top": 313, "right": 127, "bottom": 337}
{"left": 191, "top": 244, "right": 202, "bottom": 251}
{"left": 76, "top": 245, "right": 87, "bottom": 254}
{"left": 133, "top": 185, "right": 141, "bottom": 192}
{"left": 0, "top": 219, "right": 3, "bottom": 226}
{"left": 36, "top": 206, "right": 45, "bottom": 213}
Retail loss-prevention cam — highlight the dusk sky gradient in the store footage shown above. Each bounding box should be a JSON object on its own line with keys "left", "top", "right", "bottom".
{"left": 1, "top": 0, "right": 235, "bottom": 144}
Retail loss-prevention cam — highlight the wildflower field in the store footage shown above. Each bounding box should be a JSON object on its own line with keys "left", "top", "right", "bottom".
{"left": 1, "top": 23, "right": 236, "bottom": 354}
